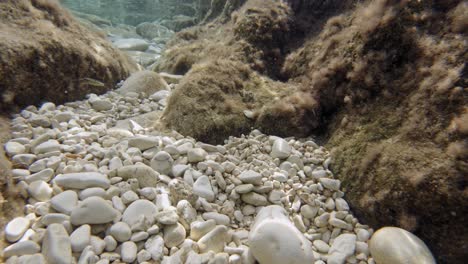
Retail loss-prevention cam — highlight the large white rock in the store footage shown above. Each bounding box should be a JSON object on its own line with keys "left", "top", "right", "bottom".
{"left": 5, "top": 217, "right": 31, "bottom": 242}
{"left": 50, "top": 190, "right": 78, "bottom": 215}
{"left": 71, "top": 197, "right": 118, "bottom": 225}
{"left": 193, "top": 175, "right": 215, "bottom": 202}
{"left": 248, "top": 205, "right": 314, "bottom": 264}
{"left": 270, "top": 138, "right": 291, "bottom": 159}
{"left": 54, "top": 172, "right": 110, "bottom": 189}
{"left": 369, "top": 227, "right": 436, "bottom": 264}
{"left": 115, "top": 164, "right": 159, "bottom": 188}
{"left": 122, "top": 199, "right": 158, "bottom": 227}
{"left": 42, "top": 224, "right": 72, "bottom": 264}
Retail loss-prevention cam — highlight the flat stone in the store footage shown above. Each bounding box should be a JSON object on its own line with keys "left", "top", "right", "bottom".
{"left": 121, "top": 241, "right": 137, "bottom": 263}
{"left": 50, "top": 190, "right": 78, "bottom": 215}
{"left": 42, "top": 224, "right": 72, "bottom": 264}
{"left": 319, "top": 178, "right": 341, "bottom": 191}
{"left": 202, "top": 212, "right": 230, "bottom": 226}
{"left": 17, "top": 253, "right": 47, "bottom": 264}
{"left": 187, "top": 148, "right": 207, "bottom": 163}
{"left": 369, "top": 227, "right": 436, "bottom": 264}
{"left": 150, "top": 90, "right": 170, "bottom": 101}
{"left": 89, "top": 97, "right": 113, "bottom": 111}
{"left": 12, "top": 154, "right": 37, "bottom": 167}
{"left": 313, "top": 240, "right": 330, "bottom": 253}
{"left": 25, "top": 168, "right": 54, "bottom": 183}
{"left": 71, "top": 197, "right": 118, "bottom": 225}
{"left": 3, "top": 240, "right": 40, "bottom": 258}
{"left": 197, "top": 225, "right": 228, "bottom": 253}
{"left": 241, "top": 192, "right": 268, "bottom": 206}
{"left": 271, "top": 138, "right": 291, "bottom": 159}
{"left": 335, "top": 198, "right": 350, "bottom": 211}
{"left": 28, "top": 180, "right": 53, "bottom": 201}
{"left": 114, "top": 38, "right": 149, "bottom": 51}
{"left": 5, "top": 217, "right": 31, "bottom": 243}
{"left": 41, "top": 213, "right": 70, "bottom": 225}
{"left": 34, "top": 140, "right": 60, "bottom": 154}
{"left": 128, "top": 137, "right": 159, "bottom": 151}
{"left": 115, "top": 164, "right": 159, "bottom": 188}
{"left": 109, "top": 222, "right": 132, "bottom": 242}
{"left": 122, "top": 199, "right": 158, "bottom": 227}
{"left": 235, "top": 184, "right": 254, "bottom": 194}
{"left": 70, "top": 224, "right": 91, "bottom": 252}
{"left": 193, "top": 175, "right": 215, "bottom": 202}
{"left": 5, "top": 141, "right": 26, "bottom": 156}
{"left": 54, "top": 172, "right": 110, "bottom": 189}
{"left": 238, "top": 170, "right": 262, "bottom": 185}
{"left": 249, "top": 205, "right": 314, "bottom": 264}
{"left": 328, "top": 234, "right": 356, "bottom": 264}
{"left": 163, "top": 223, "right": 186, "bottom": 248}
{"left": 79, "top": 187, "right": 108, "bottom": 200}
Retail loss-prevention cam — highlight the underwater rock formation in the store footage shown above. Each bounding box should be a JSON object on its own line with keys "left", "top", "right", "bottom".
{"left": 156, "top": 0, "right": 467, "bottom": 262}
{"left": 0, "top": 0, "right": 137, "bottom": 113}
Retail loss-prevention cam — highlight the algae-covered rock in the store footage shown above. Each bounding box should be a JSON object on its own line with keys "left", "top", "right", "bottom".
{"left": 0, "top": 0, "right": 137, "bottom": 113}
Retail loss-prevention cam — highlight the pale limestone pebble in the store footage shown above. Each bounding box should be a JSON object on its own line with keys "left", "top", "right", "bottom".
{"left": 128, "top": 136, "right": 158, "bottom": 151}
{"left": 121, "top": 190, "right": 139, "bottom": 204}
{"left": 238, "top": 170, "right": 262, "bottom": 185}
{"left": 202, "top": 212, "right": 230, "bottom": 226}
{"left": 249, "top": 205, "right": 314, "bottom": 264}
{"left": 40, "top": 213, "right": 70, "bottom": 226}
{"left": 328, "top": 234, "right": 357, "bottom": 264}
{"left": 155, "top": 206, "right": 179, "bottom": 225}
{"left": 335, "top": 198, "right": 350, "bottom": 211}
{"left": 163, "top": 223, "right": 186, "bottom": 248}
{"left": 172, "top": 164, "right": 189, "bottom": 178}
{"left": 90, "top": 235, "right": 106, "bottom": 255}
{"left": 99, "top": 252, "right": 120, "bottom": 263}
{"left": 301, "top": 204, "right": 319, "bottom": 219}
{"left": 145, "top": 235, "right": 165, "bottom": 261}
{"left": 5, "top": 141, "right": 26, "bottom": 156}
{"left": 131, "top": 231, "right": 149, "bottom": 242}
{"left": 235, "top": 184, "right": 254, "bottom": 194}
{"left": 197, "top": 225, "right": 228, "bottom": 253}
{"left": 5, "top": 217, "right": 31, "bottom": 243}
{"left": 12, "top": 154, "right": 37, "bottom": 167}
{"left": 313, "top": 240, "right": 330, "bottom": 253}
{"left": 78, "top": 246, "right": 99, "bottom": 264}
{"left": 33, "top": 140, "right": 60, "bottom": 154}
{"left": 193, "top": 175, "right": 215, "bottom": 202}
{"left": 12, "top": 169, "right": 30, "bottom": 180}
{"left": 121, "top": 241, "right": 138, "bottom": 263}
{"left": 137, "top": 249, "right": 152, "bottom": 263}
{"left": 122, "top": 199, "right": 158, "bottom": 227}
{"left": 54, "top": 172, "right": 110, "bottom": 189}
{"left": 190, "top": 220, "right": 217, "bottom": 241}
{"left": 3, "top": 240, "right": 41, "bottom": 258}
{"left": 109, "top": 221, "right": 132, "bottom": 242}
{"left": 150, "top": 151, "right": 173, "bottom": 176}
{"left": 177, "top": 200, "right": 197, "bottom": 228}
{"left": 88, "top": 95, "right": 113, "bottom": 111}
{"left": 104, "top": 235, "right": 118, "bottom": 251}
{"left": 42, "top": 224, "right": 72, "bottom": 264}
{"left": 369, "top": 227, "right": 436, "bottom": 264}
{"left": 70, "top": 196, "right": 119, "bottom": 225}
{"left": 270, "top": 138, "right": 291, "bottom": 159}
{"left": 15, "top": 253, "right": 47, "bottom": 264}
{"left": 28, "top": 180, "right": 53, "bottom": 201}
{"left": 241, "top": 192, "right": 268, "bottom": 206}
{"left": 107, "top": 128, "right": 134, "bottom": 138}
{"left": 319, "top": 178, "right": 341, "bottom": 191}
{"left": 187, "top": 148, "right": 208, "bottom": 163}
{"left": 69, "top": 224, "right": 91, "bottom": 253}
{"left": 25, "top": 168, "right": 54, "bottom": 183}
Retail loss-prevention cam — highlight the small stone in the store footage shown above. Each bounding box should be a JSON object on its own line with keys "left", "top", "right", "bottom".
{"left": 34, "top": 140, "right": 60, "bottom": 154}
{"left": 137, "top": 249, "right": 152, "bottom": 263}
{"left": 197, "top": 225, "right": 228, "bottom": 253}
{"left": 155, "top": 206, "right": 179, "bottom": 225}
{"left": 122, "top": 200, "right": 158, "bottom": 227}
{"left": 241, "top": 192, "right": 268, "bottom": 206}
{"left": 150, "top": 151, "right": 173, "bottom": 176}
{"left": 54, "top": 172, "right": 110, "bottom": 189}
{"left": 190, "top": 220, "right": 217, "bottom": 241}
{"left": 131, "top": 231, "right": 149, "bottom": 242}
{"left": 25, "top": 168, "right": 54, "bottom": 183}
{"left": 357, "top": 229, "right": 371, "bottom": 242}
{"left": 202, "top": 212, "right": 230, "bottom": 226}
{"left": 163, "top": 223, "right": 186, "bottom": 248}
{"left": 3, "top": 240, "right": 40, "bottom": 258}
{"left": 187, "top": 148, "right": 208, "bottom": 163}
{"left": 42, "top": 224, "right": 72, "bottom": 264}
{"left": 89, "top": 97, "right": 113, "bottom": 111}
{"left": 104, "top": 235, "right": 117, "bottom": 252}
{"left": 235, "top": 184, "right": 254, "bottom": 194}
{"left": 193, "top": 175, "right": 215, "bottom": 202}
{"left": 70, "top": 225, "right": 91, "bottom": 252}
{"left": 369, "top": 227, "right": 436, "bottom": 264}
{"left": 5, "top": 217, "right": 31, "bottom": 243}
{"left": 313, "top": 240, "right": 330, "bottom": 253}
{"left": 121, "top": 241, "right": 138, "bottom": 263}
{"left": 109, "top": 222, "right": 132, "bottom": 242}
{"left": 28, "top": 180, "right": 53, "bottom": 201}
{"left": 71, "top": 197, "right": 118, "bottom": 225}
{"left": 271, "top": 138, "right": 291, "bottom": 159}
{"left": 328, "top": 234, "right": 357, "bottom": 264}
{"left": 319, "top": 178, "right": 341, "bottom": 191}
{"left": 238, "top": 170, "right": 262, "bottom": 185}
{"left": 300, "top": 205, "right": 319, "bottom": 219}
{"left": 145, "top": 235, "right": 164, "bottom": 261}
{"left": 335, "top": 198, "right": 350, "bottom": 211}
{"left": 5, "top": 141, "right": 26, "bottom": 156}
{"left": 115, "top": 164, "right": 159, "bottom": 188}
{"left": 249, "top": 205, "right": 314, "bottom": 264}
{"left": 128, "top": 136, "right": 158, "bottom": 151}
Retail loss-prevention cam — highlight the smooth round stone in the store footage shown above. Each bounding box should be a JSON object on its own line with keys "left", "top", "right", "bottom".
{"left": 121, "top": 241, "right": 138, "bottom": 263}
{"left": 238, "top": 170, "right": 262, "bottom": 185}
{"left": 145, "top": 235, "right": 164, "bottom": 261}
{"left": 71, "top": 197, "right": 118, "bottom": 225}
{"left": 28, "top": 180, "right": 53, "bottom": 201}
{"left": 5, "top": 217, "right": 31, "bottom": 242}
{"left": 150, "top": 151, "right": 173, "bottom": 176}
{"left": 190, "top": 220, "right": 217, "bottom": 241}
{"left": 122, "top": 200, "right": 158, "bottom": 227}
{"left": 369, "top": 227, "right": 436, "bottom": 264}
{"left": 54, "top": 172, "right": 110, "bottom": 189}
{"left": 12, "top": 154, "right": 37, "bottom": 167}
{"left": 42, "top": 224, "right": 72, "bottom": 264}
{"left": 115, "top": 164, "right": 159, "bottom": 188}
{"left": 3, "top": 240, "right": 40, "bottom": 258}
{"left": 248, "top": 205, "right": 314, "bottom": 264}
{"left": 16, "top": 253, "right": 47, "bottom": 264}
{"left": 202, "top": 212, "right": 230, "bottom": 226}
{"left": 50, "top": 190, "right": 78, "bottom": 215}
{"left": 70, "top": 225, "right": 91, "bottom": 252}
{"left": 241, "top": 192, "right": 268, "bottom": 206}
{"left": 271, "top": 138, "right": 291, "bottom": 159}
{"left": 41, "top": 213, "right": 70, "bottom": 225}
{"left": 187, "top": 148, "right": 207, "bottom": 163}
{"left": 109, "top": 222, "right": 132, "bottom": 242}
{"left": 335, "top": 198, "right": 350, "bottom": 211}
{"left": 25, "top": 168, "right": 54, "bottom": 183}
{"left": 328, "top": 234, "right": 357, "bottom": 264}
{"left": 313, "top": 240, "right": 330, "bottom": 253}
{"left": 79, "top": 187, "right": 108, "bottom": 200}
{"left": 34, "top": 140, "right": 60, "bottom": 154}
{"left": 193, "top": 176, "right": 215, "bottom": 202}
{"left": 197, "top": 225, "right": 228, "bottom": 253}
{"left": 319, "top": 178, "right": 341, "bottom": 191}
{"left": 128, "top": 137, "right": 158, "bottom": 151}
{"left": 5, "top": 141, "right": 26, "bottom": 156}
{"left": 163, "top": 223, "right": 186, "bottom": 248}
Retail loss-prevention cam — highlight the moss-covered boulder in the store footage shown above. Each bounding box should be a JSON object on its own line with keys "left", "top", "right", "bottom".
{"left": 0, "top": 0, "right": 137, "bottom": 113}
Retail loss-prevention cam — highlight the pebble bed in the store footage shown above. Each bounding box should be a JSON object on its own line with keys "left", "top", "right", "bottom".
{"left": 2, "top": 86, "right": 377, "bottom": 264}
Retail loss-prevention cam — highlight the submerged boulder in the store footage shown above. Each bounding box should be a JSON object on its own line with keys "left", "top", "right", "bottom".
{"left": 0, "top": 0, "right": 137, "bottom": 113}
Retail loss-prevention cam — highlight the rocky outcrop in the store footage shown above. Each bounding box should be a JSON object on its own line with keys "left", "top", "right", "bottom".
{"left": 156, "top": 0, "right": 468, "bottom": 262}
{"left": 0, "top": 0, "right": 137, "bottom": 113}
